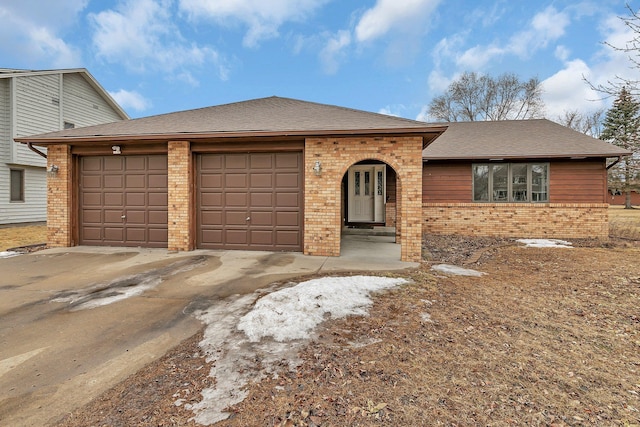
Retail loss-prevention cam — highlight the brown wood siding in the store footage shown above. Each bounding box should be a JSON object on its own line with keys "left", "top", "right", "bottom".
{"left": 422, "top": 162, "right": 472, "bottom": 202}
{"left": 423, "top": 159, "right": 608, "bottom": 204}
{"left": 549, "top": 160, "right": 607, "bottom": 203}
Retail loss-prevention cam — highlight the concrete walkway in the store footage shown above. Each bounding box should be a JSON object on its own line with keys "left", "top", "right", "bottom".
{"left": 0, "top": 239, "right": 417, "bottom": 426}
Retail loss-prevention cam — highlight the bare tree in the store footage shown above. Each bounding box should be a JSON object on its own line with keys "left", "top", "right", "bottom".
{"left": 428, "top": 72, "right": 544, "bottom": 122}
{"left": 556, "top": 109, "right": 605, "bottom": 137}
{"left": 586, "top": 4, "right": 640, "bottom": 97}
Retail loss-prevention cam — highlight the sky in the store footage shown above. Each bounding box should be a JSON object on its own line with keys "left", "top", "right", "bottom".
{"left": 1, "top": 0, "right": 639, "bottom": 121}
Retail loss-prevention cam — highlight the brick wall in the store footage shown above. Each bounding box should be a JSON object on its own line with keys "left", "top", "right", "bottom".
{"left": 304, "top": 136, "right": 424, "bottom": 262}
{"left": 167, "top": 141, "right": 192, "bottom": 251}
{"left": 46, "top": 144, "right": 72, "bottom": 246}
{"left": 423, "top": 203, "right": 609, "bottom": 238}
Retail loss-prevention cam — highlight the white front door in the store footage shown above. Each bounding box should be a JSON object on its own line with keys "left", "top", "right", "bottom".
{"left": 348, "top": 165, "right": 386, "bottom": 223}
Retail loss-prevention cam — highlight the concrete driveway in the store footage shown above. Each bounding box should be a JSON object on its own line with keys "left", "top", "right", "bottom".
{"left": 0, "top": 238, "right": 417, "bottom": 426}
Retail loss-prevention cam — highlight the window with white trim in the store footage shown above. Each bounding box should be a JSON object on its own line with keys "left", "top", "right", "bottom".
{"left": 473, "top": 163, "right": 549, "bottom": 202}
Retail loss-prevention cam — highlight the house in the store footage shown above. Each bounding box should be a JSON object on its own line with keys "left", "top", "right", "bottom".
{"left": 0, "top": 68, "right": 128, "bottom": 225}
{"left": 14, "top": 97, "right": 630, "bottom": 262}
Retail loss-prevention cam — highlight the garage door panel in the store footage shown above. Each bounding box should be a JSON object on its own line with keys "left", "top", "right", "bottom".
{"left": 200, "top": 174, "right": 222, "bottom": 188}
{"left": 250, "top": 173, "right": 272, "bottom": 188}
{"left": 275, "top": 230, "right": 300, "bottom": 246}
{"left": 225, "top": 155, "right": 247, "bottom": 169}
{"left": 276, "top": 173, "right": 300, "bottom": 188}
{"left": 83, "top": 192, "right": 102, "bottom": 206}
{"left": 276, "top": 152, "right": 300, "bottom": 168}
{"left": 225, "top": 229, "right": 248, "bottom": 245}
{"left": 250, "top": 230, "right": 274, "bottom": 245}
{"left": 250, "top": 211, "right": 273, "bottom": 226}
{"left": 201, "top": 192, "right": 222, "bottom": 207}
{"left": 104, "top": 210, "right": 123, "bottom": 223}
{"left": 276, "top": 211, "right": 299, "bottom": 226}
{"left": 197, "top": 152, "right": 302, "bottom": 251}
{"left": 276, "top": 192, "right": 299, "bottom": 208}
{"left": 201, "top": 211, "right": 222, "bottom": 225}
{"left": 126, "top": 174, "right": 146, "bottom": 188}
{"left": 149, "top": 210, "right": 168, "bottom": 225}
{"left": 225, "top": 193, "right": 247, "bottom": 206}
{"left": 225, "top": 211, "right": 249, "bottom": 225}
{"left": 80, "top": 155, "right": 168, "bottom": 247}
{"left": 103, "top": 157, "right": 124, "bottom": 171}
{"left": 250, "top": 192, "right": 272, "bottom": 207}
{"left": 126, "top": 157, "right": 145, "bottom": 170}
{"left": 83, "top": 175, "right": 103, "bottom": 188}
{"left": 148, "top": 192, "right": 168, "bottom": 206}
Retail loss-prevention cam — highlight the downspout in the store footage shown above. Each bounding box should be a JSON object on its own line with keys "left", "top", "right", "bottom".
{"left": 606, "top": 156, "right": 622, "bottom": 170}
{"left": 27, "top": 142, "right": 47, "bottom": 159}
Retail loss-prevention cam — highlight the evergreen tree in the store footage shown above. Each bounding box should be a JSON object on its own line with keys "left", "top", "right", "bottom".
{"left": 600, "top": 87, "right": 640, "bottom": 208}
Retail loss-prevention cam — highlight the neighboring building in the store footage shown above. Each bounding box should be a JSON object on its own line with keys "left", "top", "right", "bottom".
{"left": 0, "top": 68, "right": 128, "bottom": 225}
{"left": 15, "top": 97, "right": 630, "bottom": 262}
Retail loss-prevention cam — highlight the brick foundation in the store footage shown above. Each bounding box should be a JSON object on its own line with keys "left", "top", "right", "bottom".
{"left": 423, "top": 203, "right": 609, "bottom": 238}
{"left": 46, "top": 145, "right": 73, "bottom": 247}
{"left": 167, "top": 141, "right": 193, "bottom": 251}
{"left": 304, "top": 136, "right": 423, "bottom": 262}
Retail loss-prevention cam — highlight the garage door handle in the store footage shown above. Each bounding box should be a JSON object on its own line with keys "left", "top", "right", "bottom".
{"left": 246, "top": 216, "right": 250, "bottom": 221}
{"left": 121, "top": 215, "right": 126, "bottom": 219}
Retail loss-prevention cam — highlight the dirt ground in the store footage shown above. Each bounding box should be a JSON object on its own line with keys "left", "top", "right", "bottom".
{"left": 50, "top": 234, "right": 640, "bottom": 427}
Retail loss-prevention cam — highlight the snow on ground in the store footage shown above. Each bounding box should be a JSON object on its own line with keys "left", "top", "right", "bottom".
{"left": 187, "top": 275, "right": 408, "bottom": 425}
{"left": 516, "top": 239, "right": 573, "bottom": 248}
{"left": 431, "top": 264, "right": 485, "bottom": 277}
{"left": 0, "top": 251, "right": 20, "bottom": 259}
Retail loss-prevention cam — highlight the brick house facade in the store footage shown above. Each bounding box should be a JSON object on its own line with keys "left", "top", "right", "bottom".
{"left": 16, "top": 97, "right": 630, "bottom": 262}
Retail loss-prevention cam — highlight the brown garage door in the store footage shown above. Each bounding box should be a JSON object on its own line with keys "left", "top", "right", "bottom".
{"left": 197, "top": 152, "right": 302, "bottom": 251}
{"left": 79, "top": 155, "right": 168, "bottom": 247}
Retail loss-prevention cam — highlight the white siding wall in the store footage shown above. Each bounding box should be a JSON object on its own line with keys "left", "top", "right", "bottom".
{"left": 14, "top": 74, "right": 58, "bottom": 167}
{"left": 0, "top": 71, "right": 126, "bottom": 225}
{"left": 63, "top": 73, "right": 123, "bottom": 126}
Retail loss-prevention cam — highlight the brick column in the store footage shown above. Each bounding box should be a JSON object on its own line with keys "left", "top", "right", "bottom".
{"left": 46, "top": 144, "right": 73, "bottom": 247}
{"left": 167, "top": 141, "right": 193, "bottom": 251}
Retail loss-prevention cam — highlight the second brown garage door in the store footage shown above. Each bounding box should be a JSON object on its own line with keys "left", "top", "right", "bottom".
{"left": 197, "top": 152, "right": 302, "bottom": 251}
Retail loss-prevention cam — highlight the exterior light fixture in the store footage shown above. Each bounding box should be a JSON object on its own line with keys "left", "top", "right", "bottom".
{"left": 47, "top": 164, "right": 59, "bottom": 173}
{"left": 313, "top": 160, "right": 322, "bottom": 176}
{"left": 112, "top": 145, "right": 121, "bottom": 155}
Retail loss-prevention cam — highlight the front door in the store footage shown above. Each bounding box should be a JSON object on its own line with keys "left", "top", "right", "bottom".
{"left": 347, "top": 164, "right": 386, "bottom": 223}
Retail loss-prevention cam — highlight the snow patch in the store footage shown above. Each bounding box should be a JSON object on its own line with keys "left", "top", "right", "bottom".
{"left": 431, "top": 264, "right": 485, "bottom": 277}
{"left": 0, "top": 251, "right": 20, "bottom": 259}
{"left": 188, "top": 275, "right": 408, "bottom": 425}
{"left": 516, "top": 239, "right": 573, "bottom": 248}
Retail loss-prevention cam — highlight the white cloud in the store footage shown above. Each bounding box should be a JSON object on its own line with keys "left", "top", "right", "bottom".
{"left": 109, "top": 89, "right": 151, "bottom": 112}
{"left": 0, "top": 1, "right": 85, "bottom": 67}
{"left": 178, "top": 0, "right": 330, "bottom": 47}
{"left": 319, "top": 30, "right": 351, "bottom": 74}
{"left": 456, "top": 6, "right": 571, "bottom": 70}
{"left": 541, "top": 59, "right": 603, "bottom": 118}
{"left": 355, "top": 0, "right": 441, "bottom": 43}
{"left": 90, "top": 0, "right": 228, "bottom": 81}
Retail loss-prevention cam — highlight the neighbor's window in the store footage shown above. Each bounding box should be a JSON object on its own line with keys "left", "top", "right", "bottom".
{"left": 64, "top": 121, "right": 75, "bottom": 129}
{"left": 472, "top": 163, "right": 548, "bottom": 203}
{"left": 10, "top": 169, "right": 24, "bottom": 202}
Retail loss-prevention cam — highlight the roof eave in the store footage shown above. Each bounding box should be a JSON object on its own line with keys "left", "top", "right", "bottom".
{"left": 17, "top": 126, "right": 448, "bottom": 145}
{"left": 423, "top": 152, "right": 633, "bottom": 161}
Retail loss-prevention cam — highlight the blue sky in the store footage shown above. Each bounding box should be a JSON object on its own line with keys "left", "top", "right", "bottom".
{"left": 1, "top": 0, "right": 638, "bottom": 121}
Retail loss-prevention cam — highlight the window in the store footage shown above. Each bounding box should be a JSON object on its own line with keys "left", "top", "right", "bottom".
{"left": 10, "top": 169, "right": 24, "bottom": 202}
{"left": 64, "top": 121, "right": 75, "bottom": 129}
{"left": 472, "top": 163, "right": 548, "bottom": 203}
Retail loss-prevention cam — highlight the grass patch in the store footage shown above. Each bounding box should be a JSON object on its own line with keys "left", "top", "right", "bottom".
{"left": 609, "top": 206, "right": 640, "bottom": 240}
{"left": 0, "top": 224, "right": 46, "bottom": 251}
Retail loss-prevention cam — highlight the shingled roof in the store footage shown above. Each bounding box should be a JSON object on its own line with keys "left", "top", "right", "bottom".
{"left": 16, "top": 96, "right": 446, "bottom": 144}
{"left": 422, "top": 119, "right": 630, "bottom": 160}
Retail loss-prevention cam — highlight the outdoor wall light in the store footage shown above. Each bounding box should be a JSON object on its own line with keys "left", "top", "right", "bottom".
{"left": 112, "top": 145, "right": 121, "bottom": 155}
{"left": 313, "top": 160, "right": 322, "bottom": 176}
{"left": 47, "top": 164, "right": 59, "bottom": 174}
